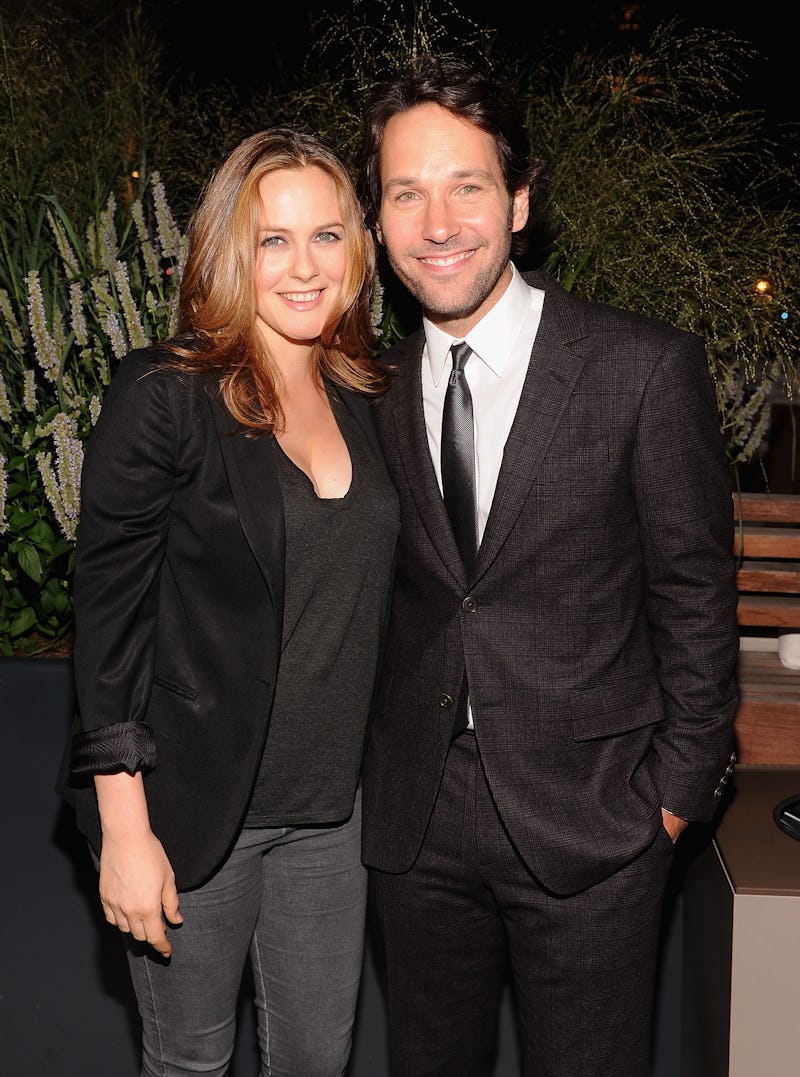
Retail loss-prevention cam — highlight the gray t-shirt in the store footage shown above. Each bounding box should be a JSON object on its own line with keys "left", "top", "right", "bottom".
{"left": 244, "top": 392, "right": 398, "bottom": 826}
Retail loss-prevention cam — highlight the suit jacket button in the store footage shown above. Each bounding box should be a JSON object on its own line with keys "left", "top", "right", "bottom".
{"left": 462, "top": 596, "right": 478, "bottom": 612}
{"left": 439, "top": 694, "right": 454, "bottom": 709}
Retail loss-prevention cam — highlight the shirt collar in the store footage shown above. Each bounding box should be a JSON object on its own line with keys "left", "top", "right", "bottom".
{"left": 423, "top": 264, "right": 532, "bottom": 386}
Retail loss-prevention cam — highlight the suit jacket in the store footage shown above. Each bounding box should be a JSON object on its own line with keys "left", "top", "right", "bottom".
{"left": 361, "top": 269, "right": 740, "bottom": 895}
{"left": 57, "top": 347, "right": 387, "bottom": 891}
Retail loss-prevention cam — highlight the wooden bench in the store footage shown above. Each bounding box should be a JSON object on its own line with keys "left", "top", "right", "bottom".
{"left": 733, "top": 491, "right": 800, "bottom": 764}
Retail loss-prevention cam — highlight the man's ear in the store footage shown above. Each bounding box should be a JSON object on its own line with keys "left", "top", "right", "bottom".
{"left": 375, "top": 219, "right": 384, "bottom": 245}
{"left": 511, "top": 186, "right": 530, "bottom": 233}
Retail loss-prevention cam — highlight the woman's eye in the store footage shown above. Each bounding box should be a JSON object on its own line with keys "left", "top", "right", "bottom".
{"left": 261, "top": 235, "right": 284, "bottom": 248}
{"left": 315, "top": 231, "right": 341, "bottom": 243}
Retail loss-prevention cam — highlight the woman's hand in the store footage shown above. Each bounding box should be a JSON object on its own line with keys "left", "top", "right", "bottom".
{"left": 94, "top": 772, "right": 183, "bottom": 957}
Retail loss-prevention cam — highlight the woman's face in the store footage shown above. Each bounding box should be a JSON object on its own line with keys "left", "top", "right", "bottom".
{"left": 254, "top": 165, "right": 347, "bottom": 351}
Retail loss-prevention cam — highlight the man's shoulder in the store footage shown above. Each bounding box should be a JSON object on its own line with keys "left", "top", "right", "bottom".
{"left": 521, "top": 268, "right": 701, "bottom": 348}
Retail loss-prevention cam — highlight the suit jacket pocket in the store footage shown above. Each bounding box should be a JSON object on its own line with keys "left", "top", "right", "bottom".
{"left": 570, "top": 672, "right": 664, "bottom": 741}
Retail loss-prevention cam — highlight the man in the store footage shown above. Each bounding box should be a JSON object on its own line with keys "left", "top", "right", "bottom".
{"left": 358, "top": 55, "right": 740, "bottom": 1076}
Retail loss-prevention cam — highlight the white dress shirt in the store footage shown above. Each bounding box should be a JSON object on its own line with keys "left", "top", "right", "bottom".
{"left": 421, "top": 264, "right": 545, "bottom": 728}
{"left": 422, "top": 263, "right": 544, "bottom": 543}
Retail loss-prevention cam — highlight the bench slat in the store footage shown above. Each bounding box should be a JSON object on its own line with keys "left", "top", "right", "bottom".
{"left": 734, "top": 492, "right": 800, "bottom": 524}
{"left": 736, "top": 594, "right": 800, "bottom": 627}
{"left": 736, "top": 562, "right": 800, "bottom": 593}
{"left": 734, "top": 527, "right": 800, "bottom": 558}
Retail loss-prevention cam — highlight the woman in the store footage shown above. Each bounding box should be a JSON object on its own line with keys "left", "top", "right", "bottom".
{"left": 57, "top": 128, "right": 399, "bottom": 1076}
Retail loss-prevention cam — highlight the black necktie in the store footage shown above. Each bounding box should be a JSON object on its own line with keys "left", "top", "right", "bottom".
{"left": 441, "top": 342, "right": 477, "bottom": 573}
{"left": 441, "top": 341, "right": 476, "bottom": 737}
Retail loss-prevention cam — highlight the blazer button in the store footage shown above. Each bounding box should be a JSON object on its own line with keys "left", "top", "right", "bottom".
{"left": 462, "top": 596, "right": 478, "bottom": 612}
{"left": 439, "top": 694, "right": 454, "bottom": 709}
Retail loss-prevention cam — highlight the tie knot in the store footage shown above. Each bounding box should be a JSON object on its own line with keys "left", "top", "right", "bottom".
{"left": 450, "top": 341, "right": 472, "bottom": 372}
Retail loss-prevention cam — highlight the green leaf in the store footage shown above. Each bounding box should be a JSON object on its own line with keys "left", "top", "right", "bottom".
{"left": 8, "top": 510, "right": 37, "bottom": 529}
{"left": 17, "top": 542, "right": 43, "bottom": 583}
{"left": 25, "top": 518, "right": 56, "bottom": 551}
{"left": 9, "top": 607, "right": 36, "bottom": 637}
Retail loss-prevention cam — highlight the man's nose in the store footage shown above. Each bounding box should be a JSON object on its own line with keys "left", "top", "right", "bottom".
{"left": 421, "top": 197, "right": 460, "bottom": 244}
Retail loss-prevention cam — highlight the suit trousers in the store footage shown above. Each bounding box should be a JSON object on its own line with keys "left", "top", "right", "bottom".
{"left": 122, "top": 788, "right": 366, "bottom": 1077}
{"left": 368, "top": 735, "right": 674, "bottom": 1077}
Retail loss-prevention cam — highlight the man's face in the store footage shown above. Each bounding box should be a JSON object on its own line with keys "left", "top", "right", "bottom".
{"left": 376, "top": 102, "right": 529, "bottom": 337}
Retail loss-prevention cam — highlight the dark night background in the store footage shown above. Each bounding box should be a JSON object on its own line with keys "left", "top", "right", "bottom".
{"left": 164, "top": 0, "right": 796, "bottom": 126}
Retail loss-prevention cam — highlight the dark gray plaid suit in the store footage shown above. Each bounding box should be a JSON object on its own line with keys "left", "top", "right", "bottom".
{"left": 362, "top": 268, "right": 739, "bottom": 1076}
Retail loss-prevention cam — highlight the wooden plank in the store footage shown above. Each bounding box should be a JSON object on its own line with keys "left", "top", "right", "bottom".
{"left": 733, "top": 492, "right": 800, "bottom": 524}
{"left": 736, "top": 562, "right": 800, "bottom": 593}
{"left": 737, "top": 594, "right": 800, "bottom": 627}
{"left": 734, "top": 527, "right": 800, "bottom": 558}
{"left": 734, "top": 653, "right": 800, "bottom": 764}
{"left": 734, "top": 702, "right": 800, "bottom": 765}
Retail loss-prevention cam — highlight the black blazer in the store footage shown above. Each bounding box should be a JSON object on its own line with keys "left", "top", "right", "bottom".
{"left": 362, "top": 269, "right": 740, "bottom": 895}
{"left": 57, "top": 347, "right": 387, "bottom": 890}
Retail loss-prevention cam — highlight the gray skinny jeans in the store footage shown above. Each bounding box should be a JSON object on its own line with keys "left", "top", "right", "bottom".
{"left": 124, "top": 788, "right": 366, "bottom": 1076}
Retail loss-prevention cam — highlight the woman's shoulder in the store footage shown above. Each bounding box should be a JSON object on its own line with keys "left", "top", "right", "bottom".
{"left": 91, "top": 345, "right": 220, "bottom": 439}
{"left": 107, "top": 342, "right": 213, "bottom": 398}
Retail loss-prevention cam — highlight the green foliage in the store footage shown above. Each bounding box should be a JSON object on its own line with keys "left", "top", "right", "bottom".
{"left": 1, "top": 0, "right": 799, "bottom": 654}
{"left": 0, "top": 180, "right": 183, "bottom": 654}
{"left": 525, "top": 21, "right": 800, "bottom": 467}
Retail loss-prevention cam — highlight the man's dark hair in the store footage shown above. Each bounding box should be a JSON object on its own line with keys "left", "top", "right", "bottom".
{"left": 358, "top": 54, "right": 550, "bottom": 255}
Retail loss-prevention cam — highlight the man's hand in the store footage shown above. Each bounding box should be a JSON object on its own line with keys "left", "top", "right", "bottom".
{"left": 661, "top": 807, "right": 688, "bottom": 844}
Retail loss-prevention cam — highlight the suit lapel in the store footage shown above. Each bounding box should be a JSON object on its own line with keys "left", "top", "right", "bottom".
{"left": 476, "top": 280, "right": 589, "bottom": 576}
{"left": 388, "top": 330, "right": 469, "bottom": 583}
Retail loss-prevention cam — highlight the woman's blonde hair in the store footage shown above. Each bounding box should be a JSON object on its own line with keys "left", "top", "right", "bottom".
{"left": 165, "top": 127, "right": 382, "bottom": 433}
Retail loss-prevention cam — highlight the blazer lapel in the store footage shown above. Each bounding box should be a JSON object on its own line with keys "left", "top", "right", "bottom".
{"left": 335, "top": 383, "right": 382, "bottom": 459}
{"left": 208, "top": 390, "right": 285, "bottom": 622}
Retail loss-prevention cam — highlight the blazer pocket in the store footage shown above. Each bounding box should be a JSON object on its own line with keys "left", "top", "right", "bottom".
{"left": 152, "top": 674, "right": 199, "bottom": 705}
{"left": 570, "top": 672, "right": 664, "bottom": 741}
